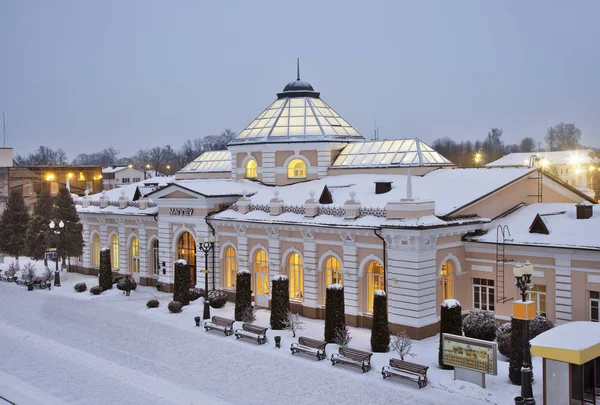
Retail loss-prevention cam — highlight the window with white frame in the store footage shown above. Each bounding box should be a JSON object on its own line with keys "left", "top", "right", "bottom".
{"left": 133, "top": 177, "right": 141, "bottom": 183}
{"left": 527, "top": 284, "right": 547, "bottom": 317}
{"left": 590, "top": 291, "right": 599, "bottom": 322}
{"left": 122, "top": 178, "right": 131, "bottom": 184}
{"left": 473, "top": 278, "right": 495, "bottom": 311}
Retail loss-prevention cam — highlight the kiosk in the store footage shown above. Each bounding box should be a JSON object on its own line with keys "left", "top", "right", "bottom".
{"left": 531, "top": 322, "right": 600, "bottom": 405}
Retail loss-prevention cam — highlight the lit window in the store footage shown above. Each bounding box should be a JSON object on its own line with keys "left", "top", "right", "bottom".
{"left": 440, "top": 261, "right": 454, "bottom": 303}
{"left": 245, "top": 159, "right": 257, "bottom": 178}
{"left": 178, "top": 232, "right": 196, "bottom": 283}
{"left": 152, "top": 240, "right": 160, "bottom": 276}
{"left": 130, "top": 237, "right": 140, "bottom": 273}
{"left": 111, "top": 235, "right": 119, "bottom": 270}
{"left": 287, "top": 158, "right": 307, "bottom": 178}
{"left": 223, "top": 246, "right": 238, "bottom": 288}
{"left": 590, "top": 291, "right": 599, "bottom": 322}
{"left": 324, "top": 256, "right": 343, "bottom": 286}
{"left": 473, "top": 278, "right": 495, "bottom": 311}
{"left": 287, "top": 253, "right": 304, "bottom": 300}
{"left": 253, "top": 249, "right": 269, "bottom": 296}
{"left": 367, "top": 261, "right": 384, "bottom": 312}
{"left": 50, "top": 182, "right": 59, "bottom": 194}
{"left": 528, "top": 285, "right": 547, "bottom": 317}
{"left": 91, "top": 234, "right": 100, "bottom": 267}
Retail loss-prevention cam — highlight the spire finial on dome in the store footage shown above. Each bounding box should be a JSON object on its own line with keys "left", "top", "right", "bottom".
{"left": 297, "top": 57, "right": 300, "bottom": 81}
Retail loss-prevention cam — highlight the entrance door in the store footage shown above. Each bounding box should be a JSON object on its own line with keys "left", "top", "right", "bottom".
{"left": 178, "top": 232, "right": 196, "bottom": 287}
{"left": 254, "top": 249, "right": 269, "bottom": 308}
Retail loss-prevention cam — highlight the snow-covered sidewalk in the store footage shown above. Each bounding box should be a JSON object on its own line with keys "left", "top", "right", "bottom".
{"left": 0, "top": 269, "right": 540, "bottom": 405}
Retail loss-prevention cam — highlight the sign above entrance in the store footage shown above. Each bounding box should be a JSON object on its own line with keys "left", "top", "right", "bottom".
{"left": 169, "top": 208, "right": 194, "bottom": 216}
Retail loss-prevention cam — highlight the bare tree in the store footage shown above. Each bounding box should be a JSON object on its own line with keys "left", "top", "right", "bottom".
{"left": 519, "top": 137, "right": 536, "bottom": 153}
{"left": 545, "top": 122, "right": 581, "bottom": 151}
{"left": 390, "top": 330, "right": 416, "bottom": 360}
{"left": 14, "top": 146, "right": 68, "bottom": 166}
{"left": 283, "top": 311, "right": 305, "bottom": 338}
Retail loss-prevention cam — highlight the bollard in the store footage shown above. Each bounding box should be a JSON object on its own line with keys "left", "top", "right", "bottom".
{"left": 194, "top": 316, "right": 201, "bottom": 327}
{"left": 274, "top": 336, "right": 281, "bottom": 348}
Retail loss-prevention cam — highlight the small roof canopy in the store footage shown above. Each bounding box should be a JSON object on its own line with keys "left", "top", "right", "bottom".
{"left": 531, "top": 321, "right": 600, "bottom": 365}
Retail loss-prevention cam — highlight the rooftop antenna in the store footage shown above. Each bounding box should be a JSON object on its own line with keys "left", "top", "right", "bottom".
{"left": 373, "top": 115, "right": 379, "bottom": 140}
{"left": 297, "top": 57, "right": 300, "bottom": 81}
{"left": 2, "top": 112, "right": 5, "bottom": 147}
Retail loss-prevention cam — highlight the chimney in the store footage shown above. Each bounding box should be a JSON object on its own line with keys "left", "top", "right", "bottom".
{"left": 237, "top": 189, "right": 251, "bottom": 214}
{"left": 269, "top": 189, "right": 283, "bottom": 216}
{"left": 576, "top": 201, "right": 593, "bottom": 219}
{"left": 375, "top": 181, "right": 393, "bottom": 195}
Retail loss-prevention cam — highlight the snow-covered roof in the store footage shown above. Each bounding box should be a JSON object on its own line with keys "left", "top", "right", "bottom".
{"left": 179, "top": 151, "right": 232, "bottom": 173}
{"left": 332, "top": 138, "right": 453, "bottom": 168}
{"left": 209, "top": 168, "right": 533, "bottom": 216}
{"left": 531, "top": 322, "right": 600, "bottom": 352}
{"left": 486, "top": 150, "right": 599, "bottom": 167}
{"left": 86, "top": 177, "right": 174, "bottom": 201}
{"left": 467, "top": 203, "right": 599, "bottom": 250}
{"left": 102, "top": 166, "right": 129, "bottom": 174}
{"left": 76, "top": 204, "right": 158, "bottom": 216}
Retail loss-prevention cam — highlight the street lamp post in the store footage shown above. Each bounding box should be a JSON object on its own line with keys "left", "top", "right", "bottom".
{"left": 198, "top": 235, "right": 215, "bottom": 321}
{"left": 513, "top": 261, "right": 536, "bottom": 405}
{"left": 49, "top": 220, "right": 65, "bottom": 287}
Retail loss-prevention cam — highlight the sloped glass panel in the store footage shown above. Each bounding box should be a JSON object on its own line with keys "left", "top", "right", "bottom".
{"left": 362, "top": 155, "right": 375, "bottom": 166}
{"left": 408, "top": 140, "right": 418, "bottom": 151}
{"left": 371, "top": 154, "right": 385, "bottom": 165}
{"left": 392, "top": 152, "right": 405, "bottom": 164}
{"left": 289, "top": 127, "right": 304, "bottom": 136}
{"left": 402, "top": 152, "right": 417, "bottom": 164}
{"left": 290, "top": 98, "right": 305, "bottom": 107}
{"left": 305, "top": 126, "right": 321, "bottom": 135}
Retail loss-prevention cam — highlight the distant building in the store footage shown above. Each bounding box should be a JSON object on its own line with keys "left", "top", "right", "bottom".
{"left": 486, "top": 150, "right": 599, "bottom": 197}
{"left": 102, "top": 165, "right": 146, "bottom": 190}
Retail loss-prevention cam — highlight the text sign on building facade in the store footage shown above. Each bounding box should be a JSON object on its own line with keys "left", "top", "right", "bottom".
{"left": 169, "top": 208, "right": 194, "bottom": 216}
{"left": 442, "top": 333, "right": 498, "bottom": 375}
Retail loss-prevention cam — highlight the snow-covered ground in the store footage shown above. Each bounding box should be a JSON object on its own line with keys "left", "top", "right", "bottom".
{"left": 0, "top": 258, "right": 542, "bottom": 405}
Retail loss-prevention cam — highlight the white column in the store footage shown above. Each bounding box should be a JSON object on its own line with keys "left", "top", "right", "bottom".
{"left": 81, "top": 219, "right": 91, "bottom": 269}
{"left": 342, "top": 241, "right": 359, "bottom": 317}
{"left": 303, "top": 239, "right": 318, "bottom": 308}
{"left": 268, "top": 229, "right": 281, "bottom": 278}
{"left": 118, "top": 220, "right": 127, "bottom": 275}
{"left": 138, "top": 220, "right": 148, "bottom": 279}
{"left": 158, "top": 220, "right": 172, "bottom": 284}
{"left": 262, "top": 151, "right": 276, "bottom": 184}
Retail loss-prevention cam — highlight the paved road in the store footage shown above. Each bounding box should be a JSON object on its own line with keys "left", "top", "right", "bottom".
{"left": 0, "top": 283, "right": 479, "bottom": 405}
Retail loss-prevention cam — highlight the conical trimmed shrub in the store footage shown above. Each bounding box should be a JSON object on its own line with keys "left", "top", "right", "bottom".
{"left": 370, "top": 290, "right": 390, "bottom": 352}
{"left": 99, "top": 248, "right": 112, "bottom": 291}
{"left": 235, "top": 270, "right": 252, "bottom": 321}
{"left": 173, "top": 260, "right": 190, "bottom": 306}
{"left": 439, "top": 299, "right": 462, "bottom": 369}
{"left": 270, "top": 275, "right": 290, "bottom": 330}
{"left": 324, "top": 284, "right": 345, "bottom": 343}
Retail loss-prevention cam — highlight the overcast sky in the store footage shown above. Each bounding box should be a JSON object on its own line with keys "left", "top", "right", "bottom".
{"left": 1, "top": 0, "right": 599, "bottom": 159}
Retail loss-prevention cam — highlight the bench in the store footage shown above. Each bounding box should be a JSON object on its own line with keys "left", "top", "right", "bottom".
{"left": 382, "top": 358, "right": 428, "bottom": 388}
{"left": 204, "top": 316, "right": 235, "bottom": 336}
{"left": 331, "top": 347, "right": 373, "bottom": 373}
{"left": 234, "top": 323, "right": 268, "bottom": 345}
{"left": 290, "top": 336, "right": 327, "bottom": 361}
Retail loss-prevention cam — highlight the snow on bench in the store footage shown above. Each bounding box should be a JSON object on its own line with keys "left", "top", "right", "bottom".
{"left": 204, "top": 316, "right": 235, "bottom": 336}
{"left": 382, "top": 358, "right": 428, "bottom": 388}
{"left": 290, "top": 336, "right": 327, "bottom": 361}
{"left": 331, "top": 347, "right": 372, "bottom": 373}
{"left": 234, "top": 323, "right": 268, "bottom": 345}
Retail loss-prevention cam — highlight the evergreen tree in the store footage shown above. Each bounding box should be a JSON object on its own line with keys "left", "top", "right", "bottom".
{"left": 235, "top": 271, "right": 252, "bottom": 322}
{"left": 324, "top": 285, "right": 345, "bottom": 343}
{"left": 0, "top": 191, "right": 30, "bottom": 263}
{"left": 270, "top": 276, "right": 290, "bottom": 330}
{"left": 52, "top": 188, "right": 84, "bottom": 267}
{"left": 25, "top": 190, "right": 53, "bottom": 266}
{"left": 370, "top": 291, "right": 390, "bottom": 352}
{"left": 439, "top": 299, "right": 462, "bottom": 369}
{"left": 99, "top": 248, "right": 112, "bottom": 291}
{"left": 173, "top": 261, "right": 190, "bottom": 306}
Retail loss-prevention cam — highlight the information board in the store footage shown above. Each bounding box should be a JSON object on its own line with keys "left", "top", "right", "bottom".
{"left": 442, "top": 333, "right": 498, "bottom": 375}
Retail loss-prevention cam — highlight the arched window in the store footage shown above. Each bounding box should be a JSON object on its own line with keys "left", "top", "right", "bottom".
{"left": 366, "top": 261, "right": 384, "bottom": 312}
{"left": 324, "top": 256, "right": 343, "bottom": 286}
{"left": 178, "top": 232, "right": 196, "bottom": 283}
{"left": 287, "top": 253, "right": 304, "bottom": 301}
{"left": 440, "top": 260, "right": 454, "bottom": 303}
{"left": 130, "top": 237, "right": 140, "bottom": 273}
{"left": 287, "top": 158, "right": 307, "bottom": 178}
{"left": 223, "top": 246, "right": 238, "bottom": 288}
{"left": 245, "top": 159, "right": 257, "bottom": 179}
{"left": 253, "top": 249, "right": 269, "bottom": 296}
{"left": 151, "top": 239, "right": 160, "bottom": 276}
{"left": 111, "top": 235, "right": 119, "bottom": 270}
{"left": 91, "top": 234, "right": 100, "bottom": 267}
